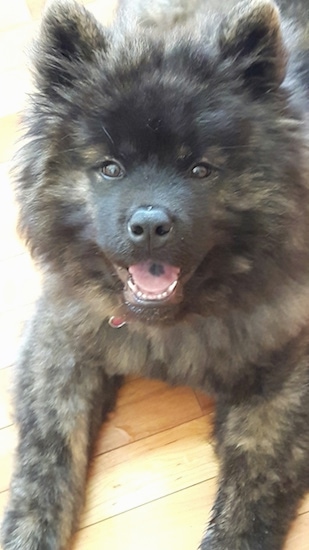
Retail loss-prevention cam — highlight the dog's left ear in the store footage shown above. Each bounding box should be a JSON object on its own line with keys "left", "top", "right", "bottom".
{"left": 33, "top": 0, "right": 108, "bottom": 93}
{"left": 219, "top": 0, "right": 287, "bottom": 91}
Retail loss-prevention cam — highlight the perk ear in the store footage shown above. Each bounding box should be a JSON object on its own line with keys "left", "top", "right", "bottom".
{"left": 33, "top": 0, "right": 107, "bottom": 91}
{"left": 219, "top": 0, "right": 288, "bottom": 91}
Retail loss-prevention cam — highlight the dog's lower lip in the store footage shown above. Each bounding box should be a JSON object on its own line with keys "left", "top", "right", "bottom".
{"left": 127, "top": 277, "right": 178, "bottom": 302}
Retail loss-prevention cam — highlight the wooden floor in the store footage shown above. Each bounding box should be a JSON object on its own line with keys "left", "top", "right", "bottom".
{"left": 0, "top": 1, "right": 309, "bottom": 548}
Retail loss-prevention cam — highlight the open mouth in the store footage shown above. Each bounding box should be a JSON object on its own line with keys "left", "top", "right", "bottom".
{"left": 127, "top": 278, "right": 178, "bottom": 302}
{"left": 116, "top": 261, "right": 181, "bottom": 305}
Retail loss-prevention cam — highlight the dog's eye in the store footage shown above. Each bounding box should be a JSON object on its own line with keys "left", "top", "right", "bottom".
{"left": 191, "top": 163, "right": 212, "bottom": 179}
{"left": 101, "top": 161, "right": 125, "bottom": 179}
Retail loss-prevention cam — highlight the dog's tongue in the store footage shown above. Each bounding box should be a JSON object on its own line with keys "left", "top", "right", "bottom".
{"left": 128, "top": 262, "right": 180, "bottom": 293}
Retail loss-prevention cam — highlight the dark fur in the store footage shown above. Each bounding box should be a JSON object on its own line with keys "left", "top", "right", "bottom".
{"left": 2, "top": 0, "right": 309, "bottom": 548}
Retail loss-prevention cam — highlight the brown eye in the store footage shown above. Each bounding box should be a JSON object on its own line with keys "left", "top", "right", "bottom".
{"left": 191, "top": 163, "right": 212, "bottom": 179}
{"left": 101, "top": 161, "right": 125, "bottom": 179}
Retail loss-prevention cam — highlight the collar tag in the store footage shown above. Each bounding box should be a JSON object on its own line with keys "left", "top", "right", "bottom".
{"left": 109, "top": 316, "right": 126, "bottom": 328}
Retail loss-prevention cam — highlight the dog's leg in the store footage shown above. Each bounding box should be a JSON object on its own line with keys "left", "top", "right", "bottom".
{"left": 1, "top": 303, "right": 122, "bottom": 550}
{"left": 200, "top": 380, "right": 309, "bottom": 550}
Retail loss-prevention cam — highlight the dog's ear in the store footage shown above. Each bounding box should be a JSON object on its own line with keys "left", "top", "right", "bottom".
{"left": 33, "top": 0, "right": 107, "bottom": 92}
{"left": 219, "top": 0, "right": 287, "bottom": 91}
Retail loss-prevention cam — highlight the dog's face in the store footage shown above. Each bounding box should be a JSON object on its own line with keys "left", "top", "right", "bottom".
{"left": 17, "top": 1, "right": 307, "bottom": 323}
{"left": 85, "top": 58, "right": 252, "bottom": 318}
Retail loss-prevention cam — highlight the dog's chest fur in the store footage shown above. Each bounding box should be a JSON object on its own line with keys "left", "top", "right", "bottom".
{"left": 99, "top": 281, "right": 309, "bottom": 394}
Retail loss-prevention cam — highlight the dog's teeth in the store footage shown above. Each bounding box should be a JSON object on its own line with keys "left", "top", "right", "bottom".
{"left": 131, "top": 281, "right": 177, "bottom": 302}
{"left": 128, "top": 279, "right": 136, "bottom": 292}
{"left": 168, "top": 280, "right": 178, "bottom": 292}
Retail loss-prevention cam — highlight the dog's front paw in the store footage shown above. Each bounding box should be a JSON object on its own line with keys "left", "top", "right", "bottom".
{"left": 200, "top": 533, "right": 247, "bottom": 550}
{"left": 199, "top": 529, "right": 222, "bottom": 550}
{"left": 199, "top": 527, "right": 276, "bottom": 550}
{"left": 1, "top": 507, "right": 59, "bottom": 550}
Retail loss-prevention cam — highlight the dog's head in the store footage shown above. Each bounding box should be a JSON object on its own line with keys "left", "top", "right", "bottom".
{"left": 15, "top": 0, "right": 308, "bottom": 323}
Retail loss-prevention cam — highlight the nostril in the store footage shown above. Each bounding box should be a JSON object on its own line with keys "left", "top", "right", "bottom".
{"left": 156, "top": 224, "right": 171, "bottom": 237}
{"left": 131, "top": 224, "right": 144, "bottom": 236}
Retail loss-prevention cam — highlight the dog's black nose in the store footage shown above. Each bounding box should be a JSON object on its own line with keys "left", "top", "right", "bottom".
{"left": 127, "top": 206, "right": 173, "bottom": 248}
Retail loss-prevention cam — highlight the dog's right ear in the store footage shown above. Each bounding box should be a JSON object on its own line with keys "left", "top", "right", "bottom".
{"left": 33, "top": 1, "right": 108, "bottom": 92}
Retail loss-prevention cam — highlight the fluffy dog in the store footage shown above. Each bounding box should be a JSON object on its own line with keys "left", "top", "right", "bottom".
{"left": 1, "top": 0, "right": 309, "bottom": 548}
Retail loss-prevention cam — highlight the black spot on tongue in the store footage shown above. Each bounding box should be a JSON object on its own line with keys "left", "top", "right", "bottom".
{"left": 149, "top": 263, "right": 165, "bottom": 277}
